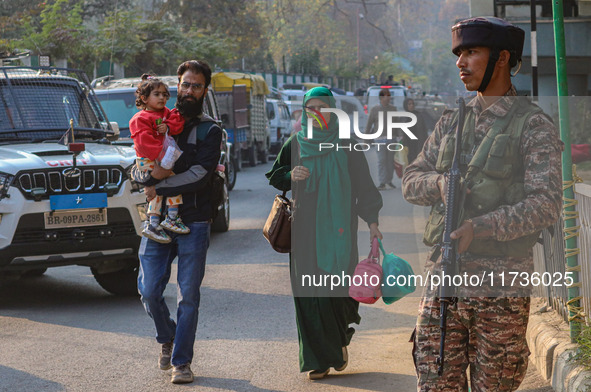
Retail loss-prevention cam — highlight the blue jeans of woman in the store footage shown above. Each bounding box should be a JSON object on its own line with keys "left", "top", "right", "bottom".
{"left": 137, "top": 221, "right": 210, "bottom": 367}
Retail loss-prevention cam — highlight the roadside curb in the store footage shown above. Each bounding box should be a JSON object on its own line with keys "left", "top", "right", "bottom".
{"left": 527, "top": 306, "right": 591, "bottom": 392}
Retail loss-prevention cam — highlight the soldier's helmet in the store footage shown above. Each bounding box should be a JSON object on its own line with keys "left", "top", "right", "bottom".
{"left": 452, "top": 16, "right": 525, "bottom": 67}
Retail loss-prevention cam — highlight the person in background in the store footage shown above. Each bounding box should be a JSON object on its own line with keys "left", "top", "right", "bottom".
{"left": 365, "top": 88, "right": 399, "bottom": 190}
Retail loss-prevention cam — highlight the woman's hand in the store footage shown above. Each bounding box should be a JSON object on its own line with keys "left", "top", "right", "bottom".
{"left": 291, "top": 165, "right": 311, "bottom": 182}
{"left": 144, "top": 185, "right": 156, "bottom": 202}
{"left": 369, "top": 223, "right": 383, "bottom": 241}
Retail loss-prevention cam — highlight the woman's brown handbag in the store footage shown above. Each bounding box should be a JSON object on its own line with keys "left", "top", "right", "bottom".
{"left": 263, "top": 191, "right": 292, "bottom": 253}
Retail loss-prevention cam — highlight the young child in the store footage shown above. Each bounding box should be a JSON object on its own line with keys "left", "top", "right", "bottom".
{"left": 130, "top": 74, "right": 188, "bottom": 244}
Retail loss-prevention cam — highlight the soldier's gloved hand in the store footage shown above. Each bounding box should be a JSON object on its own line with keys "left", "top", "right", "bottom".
{"left": 450, "top": 219, "right": 474, "bottom": 253}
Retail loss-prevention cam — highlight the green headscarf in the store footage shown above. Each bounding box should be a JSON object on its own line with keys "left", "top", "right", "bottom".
{"left": 296, "top": 87, "right": 351, "bottom": 274}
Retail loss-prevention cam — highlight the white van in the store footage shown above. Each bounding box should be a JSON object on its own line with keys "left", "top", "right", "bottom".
{"left": 266, "top": 98, "right": 293, "bottom": 154}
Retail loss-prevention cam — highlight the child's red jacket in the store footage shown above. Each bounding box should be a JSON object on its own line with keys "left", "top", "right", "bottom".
{"left": 130, "top": 108, "right": 184, "bottom": 161}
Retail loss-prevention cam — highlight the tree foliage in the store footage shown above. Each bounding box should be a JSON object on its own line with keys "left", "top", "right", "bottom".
{"left": 18, "top": 0, "right": 87, "bottom": 63}
{"left": 257, "top": 0, "right": 358, "bottom": 77}
{"left": 1, "top": 0, "right": 469, "bottom": 93}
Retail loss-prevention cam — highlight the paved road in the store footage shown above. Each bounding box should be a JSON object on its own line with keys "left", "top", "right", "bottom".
{"left": 0, "top": 158, "right": 553, "bottom": 391}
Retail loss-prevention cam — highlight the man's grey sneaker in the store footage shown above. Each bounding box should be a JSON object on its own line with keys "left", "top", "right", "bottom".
{"left": 171, "top": 363, "right": 194, "bottom": 384}
{"left": 159, "top": 340, "right": 173, "bottom": 370}
{"left": 377, "top": 184, "right": 387, "bottom": 191}
{"left": 160, "top": 216, "right": 190, "bottom": 234}
{"left": 386, "top": 182, "right": 396, "bottom": 189}
{"left": 142, "top": 224, "right": 172, "bottom": 243}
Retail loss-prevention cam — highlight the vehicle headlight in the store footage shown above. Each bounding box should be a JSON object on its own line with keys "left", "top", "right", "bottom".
{"left": 0, "top": 172, "right": 14, "bottom": 200}
{"left": 125, "top": 164, "right": 142, "bottom": 193}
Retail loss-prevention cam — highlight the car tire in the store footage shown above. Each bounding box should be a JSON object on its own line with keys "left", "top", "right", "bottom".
{"left": 91, "top": 263, "right": 139, "bottom": 296}
{"left": 212, "top": 182, "right": 230, "bottom": 232}
{"left": 248, "top": 144, "right": 257, "bottom": 167}
{"left": 226, "top": 158, "right": 237, "bottom": 191}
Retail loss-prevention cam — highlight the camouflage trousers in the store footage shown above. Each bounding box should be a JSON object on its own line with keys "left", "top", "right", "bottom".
{"left": 412, "top": 296, "right": 530, "bottom": 392}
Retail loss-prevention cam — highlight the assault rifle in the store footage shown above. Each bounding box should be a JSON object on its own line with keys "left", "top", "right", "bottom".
{"left": 436, "top": 97, "right": 466, "bottom": 376}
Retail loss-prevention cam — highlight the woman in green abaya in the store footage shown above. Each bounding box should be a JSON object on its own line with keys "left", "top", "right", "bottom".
{"left": 266, "top": 87, "right": 383, "bottom": 380}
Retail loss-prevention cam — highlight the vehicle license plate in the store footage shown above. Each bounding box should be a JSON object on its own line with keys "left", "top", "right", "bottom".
{"left": 44, "top": 208, "right": 107, "bottom": 229}
{"left": 50, "top": 193, "right": 107, "bottom": 211}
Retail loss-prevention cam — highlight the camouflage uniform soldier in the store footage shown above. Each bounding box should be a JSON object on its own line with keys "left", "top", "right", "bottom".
{"left": 402, "top": 17, "right": 562, "bottom": 392}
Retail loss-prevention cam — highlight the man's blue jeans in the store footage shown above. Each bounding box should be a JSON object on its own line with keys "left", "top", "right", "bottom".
{"left": 138, "top": 221, "right": 210, "bottom": 366}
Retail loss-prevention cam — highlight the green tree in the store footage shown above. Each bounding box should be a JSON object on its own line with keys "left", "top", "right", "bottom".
{"left": 95, "top": 11, "right": 145, "bottom": 69}
{"left": 149, "top": 0, "right": 271, "bottom": 71}
{"left": 17, "top": 0, "right": 88, "bottom": 66}
{"left": 257, "top": 0, "right": 358, "bottom": 77}
{"left": 95, "top": 9, "right": 233, "bottom": 76}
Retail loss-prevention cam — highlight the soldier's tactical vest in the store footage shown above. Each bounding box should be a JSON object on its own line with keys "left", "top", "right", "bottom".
{"left": 423, "top": 97, "right": 544, "bottom": 258}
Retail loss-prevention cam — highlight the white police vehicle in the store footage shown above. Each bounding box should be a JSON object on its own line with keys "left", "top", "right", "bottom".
{"left": 0, "top": 66, "right": 146, "bottom": 295}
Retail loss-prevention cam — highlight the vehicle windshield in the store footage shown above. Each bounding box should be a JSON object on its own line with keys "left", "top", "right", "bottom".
{"left": 96, "top": 90, "right": 178, "bottom": 138}
{"left": 0, "top": 67, "right": 114, "bottom": 142}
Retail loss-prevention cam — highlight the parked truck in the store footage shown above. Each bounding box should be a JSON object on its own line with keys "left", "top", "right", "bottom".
{"left": 212, "top": 72, "right": 270, "bottom": 167}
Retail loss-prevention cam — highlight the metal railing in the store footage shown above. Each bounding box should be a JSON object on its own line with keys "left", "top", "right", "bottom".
{"left": 534, "top": 182, "right": 591, "bottom": 324}
{"left": 577, "top": 183, "right": 591, "bottom": 323}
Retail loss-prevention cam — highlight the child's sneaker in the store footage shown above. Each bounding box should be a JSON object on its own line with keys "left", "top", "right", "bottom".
{"left": 142, "top": 224, "right": 172, "bottom": 243}
{"left": 160, "top": 216, "right": 190, "bottom": 234}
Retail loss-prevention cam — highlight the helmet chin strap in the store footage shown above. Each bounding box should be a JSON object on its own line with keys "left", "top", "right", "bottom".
{"left": 477, "top": 48, "right": 500, "bottom": 93}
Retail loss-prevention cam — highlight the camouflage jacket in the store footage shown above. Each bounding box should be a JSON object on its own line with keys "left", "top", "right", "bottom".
{"left": 402, "top": 87, "right": 563, "bottom": 296}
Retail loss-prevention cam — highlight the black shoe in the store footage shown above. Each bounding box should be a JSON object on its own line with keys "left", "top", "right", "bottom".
{"left": 159, "top": 339, "right": 173, "bottom": 370}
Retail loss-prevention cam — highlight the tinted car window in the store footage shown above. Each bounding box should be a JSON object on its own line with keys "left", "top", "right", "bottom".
{"left": 1, "top": 81, "right": 100, "bottom": 131}
{"left": 266, "top": 102, "right": 276, "bottom": 120}
{"left": 280, "top": 105, "right": 290, "bottom": 120}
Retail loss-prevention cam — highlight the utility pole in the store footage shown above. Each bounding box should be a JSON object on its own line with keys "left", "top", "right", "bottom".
{"left": 357, "top": 6, "right": 361, "bottom": 69}
{"left": 531, "top": 0, "right": 539, "bottom": 98}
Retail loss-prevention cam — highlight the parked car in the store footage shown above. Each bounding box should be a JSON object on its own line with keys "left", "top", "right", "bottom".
{"left": 0, "top": 66, "right": 145, "bottom": 295}
{"left": 93, "top": 76, "right": 233, "bottom": 230}
{"left": 266, "top": 98, "right": 292, "bottom": 154}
